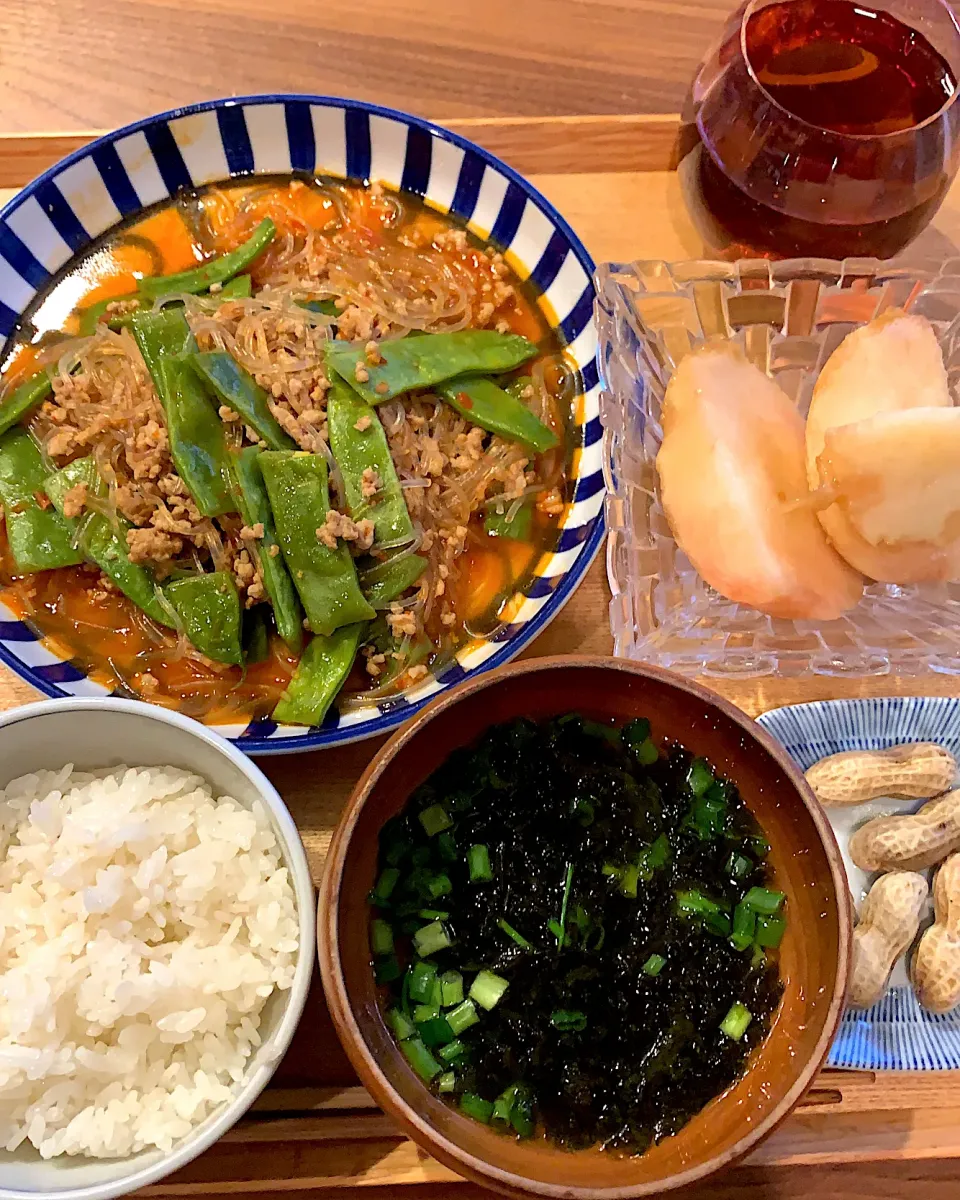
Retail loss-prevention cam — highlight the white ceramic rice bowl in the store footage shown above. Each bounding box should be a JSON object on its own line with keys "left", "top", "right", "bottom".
{"left": 0, "top": 697, "right": 315, "bottom": 1200}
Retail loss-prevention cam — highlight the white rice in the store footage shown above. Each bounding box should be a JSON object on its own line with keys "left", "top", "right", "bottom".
{"left": 0, "top": 764, "right": 299, "bottom": 1160}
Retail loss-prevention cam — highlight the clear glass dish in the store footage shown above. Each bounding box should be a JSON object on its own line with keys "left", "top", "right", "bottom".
{"left": 596, "top": 256, "right": 960, "bottom": 679}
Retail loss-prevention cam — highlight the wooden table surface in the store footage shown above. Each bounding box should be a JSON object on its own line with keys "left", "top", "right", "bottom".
{"left": 0, "top": 0, "right": 731, "bottom": 131}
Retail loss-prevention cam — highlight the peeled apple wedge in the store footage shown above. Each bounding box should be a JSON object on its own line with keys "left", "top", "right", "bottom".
{"left": 819, "top": 408, "right": 960, "bottom": 555}
{"left": 656, "top": 345, "right": 863, "bottom": 620}
{"left": 805, "top": 310, "right": 957, "bottom": 582}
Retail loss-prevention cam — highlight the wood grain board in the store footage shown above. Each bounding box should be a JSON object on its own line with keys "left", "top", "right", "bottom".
{"left": 2, "top": 112, "right": 960, "bottom": 1197}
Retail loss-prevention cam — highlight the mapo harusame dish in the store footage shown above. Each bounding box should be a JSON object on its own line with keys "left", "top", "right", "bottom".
{"left": 0, "top": 178, "right": 575, "bottom": 726}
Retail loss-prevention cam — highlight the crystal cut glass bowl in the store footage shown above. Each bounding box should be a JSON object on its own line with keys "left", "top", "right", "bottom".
{"left": 596, "top": 257, "right": 960, "bottom": 679}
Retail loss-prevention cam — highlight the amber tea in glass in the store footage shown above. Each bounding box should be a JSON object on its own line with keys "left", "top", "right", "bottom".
{"left": 682, "top": 0, "right": 960, "bottom": 259}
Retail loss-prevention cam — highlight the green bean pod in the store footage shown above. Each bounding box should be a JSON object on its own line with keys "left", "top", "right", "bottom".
{"left": 189, "top": 351, "right": 296, "bottom": 451}
{"left": 155, "top": 357, "right": 235, "bottom": 517}
{"left": 325, "top": 329, "right": 538, "bottom": 404}
{"left": 0, "top": 429, "right": 84, "bottom": 572}
{"left": 327, "top": 377, "right": 414, "bottom": 545}
{"left": 137, "top": 218, "right": 276, "bottom": 299}
{"left": 361, "top": 553, "right": 428, "bottom": 608}
{"left": 437, "top": 375, "right": 558, "bottom": 453}
{"left": 0, "top": 371, "right": 52, "bottom": 439}
{"left": 258, "top": 450, "right": 376, "bottom": 637}
{"left": 130, "top": 308, "right": 196, "bottom": 379}
{"left": 218, "top": 274, "right": 253, "bottom": 299}
{"left": 164, "top": 571, "right": 244, "bottom": 665}
{"left": 272, "top": 622, "right": 365, "bottom": 726}
{"left": 229, "top": 445, "right": 303, "bottom": 653}
{"left": 45, "top": 457, "right": 171, "bottom": 625}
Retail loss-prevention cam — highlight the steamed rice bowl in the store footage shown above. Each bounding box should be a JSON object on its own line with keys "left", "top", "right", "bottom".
{"left": 0, "top": 763, "right": 299, "bottom": 1159}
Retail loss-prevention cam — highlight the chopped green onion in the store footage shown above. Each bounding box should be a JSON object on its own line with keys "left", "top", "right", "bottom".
{"left": 705, "top": 910, "right": 732, "bottom": 937}
{"left": 429, "top": 977, "right": 444, "bottom": 1007}
{"left": 374, "top": 955, "right": 402, "bottom": 985}
{"left": 642, "top": 953, "right": 666, "bottom": 976}
{"left": 687, "top": 757, "right": 715, "bottom": 797}
{"left": 418, "top": 908, "right": 450, "bottom": 921}
{"left": 408, "top": 961, "right": 439, "bottom": 1003}
{"left": 550, "top": 1008, "right": 587, "bottom": 1031}
{"left": 440, "top": 970, "right": 464, "bottom": 1007}
{"left": 419, "top": 804, "right": 452, "bottom": 837}
{"left": 743, "top": 887, "right": 786, "bottom": 915}
{"left": 602, "top": 863, "right": 619, "bottom": 878}
{"left": 411, "top": 846, "right": 431, "bottom": 867}
{"left": 467, "top": 843, "right": 493, "bottom": 883}
{"left": 676, "top": 889, "right": 723, "bottom": 916}
{"left": 510, "top": 1089, "right": 535, "bottom": 1137}
{"left": 726, "top": 852, "right": 752, "bottom": 880}
{"left": 751, "top": 944, "right": 767, "bottom": 970}
{"left": 622, "top": 717, "right": 651, "bottom": 746}
{"left": 546, "top": 918, "right": 568, "bottom": 946}
{"left": 556, "top": 862, "right": 574, "bottom": 946}
{"left": 370, "top": 918, "right": 394, "bottom": 958}
{"left": 645, "top": 833, "right": 671, "bottom": 869}
{"left": 371, "top": 867, "right": 400, "bottom": 904}
{"left": 581, "top": 718, "right": 621, "bottom": 746}
{"left": 413, "top": 1003, "right": 440, "bottom": 1023}
{"left": 460, "top": 1092, "right": 494, "bottom": 1123}
{"left": 438, "top": 1038, "right": 468, "bottom": 1063}
{"left": 387, "top": 1007, "right": 416, "bottom": 1040}
{"left": 634, "top": 739, "right": 659, "bottom": 765}
{"left": 437, "top": 1070, "right": 456, "bottom": 1094}
{"left": 401, "top": 1036, "right": 443, "bottom": 1081}
{"left": 751, "top": 835, "right": 772, "bottom": 857}
{"left": 492, "top": 1084, "right": 519, "bottom": 1122}
{"left": 413, "top": 920, "right": 453, "bottom": 957}
{"left": 446, "top": 999, "right": 480, "bottom": 1035}
{"left": 498, "top": 918, "right": 533, "bottom": 950}
{"left": 436, "top": 830, "right": 457, "bottom": 863}
{"left": 384, "top": 839, "right": 411, "bottom": 867}
{"left": 618, "top": 863, "right": 640, "bottom": 898}
{"left": 426, "top": 873, "right": 452, "bottom": 899}
{"left": 469, "top": 969, "right": 509, "bottom": 1011}
{"left": 419, "top": 1016, "right": 456, "bottom": 1048}
{"left": 755, "top": 914, "right": 787, "bottom": 948}
{"left": 720, "top": 1002, "right": 753, "bottom": 1041}
{"left": 730, "top": 901, "right": 757, "bottom": 952}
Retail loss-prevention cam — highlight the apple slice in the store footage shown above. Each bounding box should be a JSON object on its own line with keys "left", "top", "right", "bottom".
{"left": 656, "top": 345, "right": 863, "bottom": 620}
{"left": 806, "top": 310, "right": 956, "bottom": 582}
{"left": 819, "top": 409, "right": 960, "bottom": 560}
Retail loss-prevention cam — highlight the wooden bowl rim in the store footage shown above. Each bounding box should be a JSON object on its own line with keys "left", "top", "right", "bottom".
{"left": 318, "top": 655, "right": 852, "bottom": 1199}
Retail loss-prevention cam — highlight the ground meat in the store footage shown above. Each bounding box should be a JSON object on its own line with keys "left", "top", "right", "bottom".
{"left": 126, "top": 527, "right": 184, "bottom": 564}
{"left": 537, "top": 487, "right": 565, "bottom": 517}
{"left": 61, "top": 482, "right": 88, "bottom": 519}
{"left": 354, "top": 361, "right": 370, "bottom": 384}
{"left": 240, "top": 522, "right": 265, "bottom": 540}
{"left": 336, "top": 305, "right": 376, "bottom": 342}
{"left": 230, "top": 546, "right": 265, "bottom": 608}
{"left": 387, "top": 602, "right": 418, "bottom": 638}
{"left": 361, "top": 467, "right": 380, "bottom": 500}
{"left": 316, "top": 509, "right": 375, "bottom": 551}
{"left": 354, "top": 414, "right": 372, "bottom": 432}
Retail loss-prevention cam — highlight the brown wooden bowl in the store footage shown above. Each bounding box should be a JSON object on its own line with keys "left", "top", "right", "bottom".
{"left": 318, "top": 657, "right": 850, "bottom": 1199}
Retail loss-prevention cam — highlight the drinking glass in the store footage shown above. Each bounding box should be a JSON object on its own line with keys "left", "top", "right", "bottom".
{"left": 681, "top": 0, "right": 960, "bottom": 259}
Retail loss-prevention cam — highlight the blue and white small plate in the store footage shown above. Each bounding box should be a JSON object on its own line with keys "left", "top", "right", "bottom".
{"left": 758, "top": 696, "right": 960, "bottom": 1071}
{"left": 0, "top": 95, "right": 604, "bottom": 754}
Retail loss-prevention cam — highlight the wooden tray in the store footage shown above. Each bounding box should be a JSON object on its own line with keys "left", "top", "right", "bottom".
{"left": 3, "top": 115, "right": 960, "bottom": 1199}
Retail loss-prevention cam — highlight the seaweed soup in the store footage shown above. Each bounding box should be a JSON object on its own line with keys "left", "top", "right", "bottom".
{"left": 369, "top": 713, "right": 785, "bottom": 1153}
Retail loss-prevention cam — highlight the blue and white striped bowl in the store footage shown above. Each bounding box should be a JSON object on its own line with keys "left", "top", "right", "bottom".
{"left": 758, "top": 696, "right": 960, "bottom": 1070}
{"left": 0, "top": 95, "right": 604, "bottom": 754}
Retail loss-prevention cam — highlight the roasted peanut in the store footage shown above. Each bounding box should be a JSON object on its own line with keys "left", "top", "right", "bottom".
{"left": 849, "top": 871, "right": 928, "bottom": 1009}
{"left": 914, "top": 853, "right": 960, "bottom": 1013}
{"left": 849, "top": 788, "right": 960, "bottom": 873}
{"left": 805, "top": 743, "right": 956, "bottom": 806}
